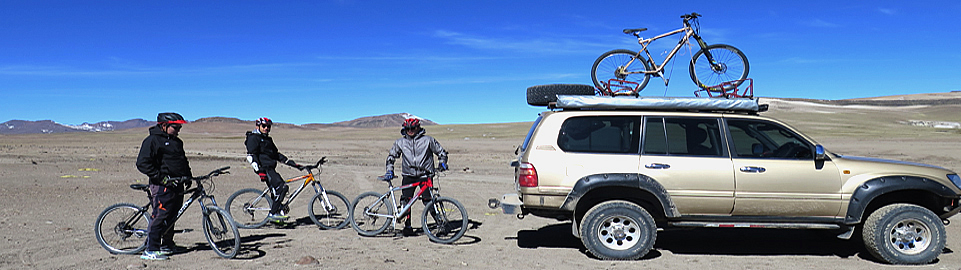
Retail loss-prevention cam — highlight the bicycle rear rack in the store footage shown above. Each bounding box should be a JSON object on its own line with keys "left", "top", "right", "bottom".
{"left": 694, "top": 78, "right": 753, "bottom": 98}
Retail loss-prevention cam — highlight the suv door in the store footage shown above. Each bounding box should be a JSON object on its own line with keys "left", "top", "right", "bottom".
{"left": 639, "top": 117, "right": 735, "bottom": 215}
{"left": 725, "top": 118, "right": 842, "bottom": 217}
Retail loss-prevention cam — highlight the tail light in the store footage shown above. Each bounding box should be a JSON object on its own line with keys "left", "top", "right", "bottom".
{"left": 518, "top": 162, "right": 538, "bottom": 187}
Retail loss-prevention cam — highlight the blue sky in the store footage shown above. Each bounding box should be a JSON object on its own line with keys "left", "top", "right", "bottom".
{"left": 2, "top": 1, "right": 958, "bottom": 125}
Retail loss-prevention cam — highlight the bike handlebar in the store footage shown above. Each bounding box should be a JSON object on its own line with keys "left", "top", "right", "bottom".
{"left": 681, "top": 12, "right": 701, "bottom": 19}
{"left": 194, "top": 166, "right": 230, "bottom": 180}
{"left": 302, "top": 156, "right": 327, "bottom": 170}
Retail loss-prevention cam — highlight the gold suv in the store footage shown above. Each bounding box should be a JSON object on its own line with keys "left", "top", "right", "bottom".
{"left": 502, "top": 86, "right": 961, "bottom": 265}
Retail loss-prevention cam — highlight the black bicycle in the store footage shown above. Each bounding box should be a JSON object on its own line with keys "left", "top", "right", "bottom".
{"left": 94, "top": 167, "right": 241, "bottom": 259}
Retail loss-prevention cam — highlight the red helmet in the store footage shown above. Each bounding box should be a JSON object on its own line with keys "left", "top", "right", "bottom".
{"left": 402, "top": 118, "right": 421, "bottom": 129}
{"left": 255, "top": 117, "right": 272, "bottom": 126}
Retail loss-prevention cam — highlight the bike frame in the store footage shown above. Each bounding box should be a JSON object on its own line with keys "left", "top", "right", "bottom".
{"left": 365, "top": 177, "right": 436, "bottom": 223}
{"left": 248, "top": 165, "right": 336, "bottom": 212}
{"left": 623, "top": 22, "right": 710, "bottom": 77}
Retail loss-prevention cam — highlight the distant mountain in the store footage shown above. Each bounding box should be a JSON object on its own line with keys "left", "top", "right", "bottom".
{"left": 0, "top": 119, "right": 153, "bottom": 135}
{"left": 325, "top": 113, "right": 437, "bottom": 128}
{"left": 1, "top": 113, "right": 437, "bottom": 134}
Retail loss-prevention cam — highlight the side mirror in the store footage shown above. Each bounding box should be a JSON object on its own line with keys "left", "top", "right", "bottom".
{"left": 815, "top": 145, "right": 828, "bottom": 161}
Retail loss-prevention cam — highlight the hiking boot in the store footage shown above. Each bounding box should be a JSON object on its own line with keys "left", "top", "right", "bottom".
{"left": 402, "top": 226, "right": 416, "bottom": 236}
{"left": 141, "top": 251, "right": 169, "bottom": 261}
{"left": 267, "top": 213, "right": 290, "bottom": 221}
{"left": 158, "top": 245, "right": 188, "bottom": 255}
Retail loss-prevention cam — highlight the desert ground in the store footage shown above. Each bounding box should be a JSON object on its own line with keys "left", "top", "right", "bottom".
{"left": 1, "top": 96, "right": 961, "bottom": 270}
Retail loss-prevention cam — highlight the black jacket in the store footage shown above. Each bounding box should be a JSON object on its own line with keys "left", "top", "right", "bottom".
{"left": 245, "top": 130, "right": 290, "bottom": 172}
{"left": 137, "top": 125, "right": 192, "bottom": 185}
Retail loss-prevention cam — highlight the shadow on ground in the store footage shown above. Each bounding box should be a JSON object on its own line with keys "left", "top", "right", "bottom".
{"left": 508, "top": 223, "right": 920, "bottom": 262}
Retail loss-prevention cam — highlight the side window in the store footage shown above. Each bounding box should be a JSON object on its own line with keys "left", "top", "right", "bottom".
{"left": 726, "top": 119, "right": 813, "bottom": 159}
{"left": 643, "top": 117, "right": 723, "bottom": 157}
{"left": 557, "top": 116, "right": 640, "bottom": 154}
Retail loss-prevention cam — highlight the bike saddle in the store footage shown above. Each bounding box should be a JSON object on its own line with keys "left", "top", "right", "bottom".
{"left": 623, "top": 28, "right": 648, "bottom": 34}
{"left": 130, "top": 184, "right": 149, "bottom": 191}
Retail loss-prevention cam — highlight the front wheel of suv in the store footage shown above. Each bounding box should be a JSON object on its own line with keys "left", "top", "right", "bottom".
{"left": 579, "top": 200, "right": 656, "bottom": 260}
{"left": 862, "top": 203, "right": 946, "bottom": 265}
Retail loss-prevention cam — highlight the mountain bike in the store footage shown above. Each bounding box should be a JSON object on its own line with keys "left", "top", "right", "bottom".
{"left": 591, "top": 12, "right": 749, "bottom": 96}
{"left": 349, "top": 167, "right": 468, "bottom": 244}
{"left": 225, "top": 157, "right": 350, "bottom": 229}
{"left": 94, "top": 167, "right": 241, "bottom": 259}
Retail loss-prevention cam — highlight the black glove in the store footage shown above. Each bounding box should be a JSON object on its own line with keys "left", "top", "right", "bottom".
{"left": 285, "top": 160, "right": 302, "bottom": 170}
{"left": 162, "top": 176, "right": 188, "bottom": 187}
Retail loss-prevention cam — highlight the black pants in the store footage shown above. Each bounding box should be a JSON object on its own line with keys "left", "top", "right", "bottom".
{"left": 264, "top": 168, "right": 288, "bottom": 214}
{"left": 147, "top": 184, "right": 184, "bottom": 252}
{"left": 400, "top": 176, "right": 432, "bottom": 227}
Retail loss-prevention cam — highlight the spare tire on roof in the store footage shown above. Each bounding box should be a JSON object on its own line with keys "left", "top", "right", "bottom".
{"left": 527, "top": 84, "right": 596, "bottom": 106}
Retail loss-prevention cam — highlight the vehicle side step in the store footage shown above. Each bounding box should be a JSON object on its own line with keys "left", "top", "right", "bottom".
{"left": 670, "top": 221, "right": 840, "bottom": 230}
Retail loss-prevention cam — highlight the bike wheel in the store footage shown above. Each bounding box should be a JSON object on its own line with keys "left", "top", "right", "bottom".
{"left": 689, "top": 44, "right": 749, "bottom": 91}
{"left": 421, "top": 197, "right": 469, "bottom": 244}
{"left": 591, "top": 49, "right": 652, "bottom": 94}
{"left": 202, "top": 206, "right": 241, "bottom": 259}
{"left": 94, "top": 203, "right": 150, "bottom": 254}
{"left": 350, "top": 191, "right": 394, "bottom": 236}
{"left": 308, "top": 190, "right": 351, "bottom": 230}
{"left": 225, "top": 188, "right": 272, "bottom": 229}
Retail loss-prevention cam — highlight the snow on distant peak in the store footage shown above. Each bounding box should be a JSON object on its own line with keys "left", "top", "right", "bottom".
{"left": 401, "top": 113, "right": 423, "bottom": 120}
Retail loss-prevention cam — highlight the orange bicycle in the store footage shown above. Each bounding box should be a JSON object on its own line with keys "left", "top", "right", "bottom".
{"left": 225, "top": 157, "right": 350, "bottom": 229}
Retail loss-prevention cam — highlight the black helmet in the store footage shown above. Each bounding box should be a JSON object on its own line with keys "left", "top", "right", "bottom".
{"left": 255, "top": 117, "right": 272, "bottom": 126}
{"left": 157, "top": 112, "right": 186, "bottom": 124}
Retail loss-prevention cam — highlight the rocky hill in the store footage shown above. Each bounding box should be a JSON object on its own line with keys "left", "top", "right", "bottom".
{"left": 0, "top": 119, "right": 153, "bottom": 135}
{"left": 1, "top": 113, "right": 436, "bottom": 134}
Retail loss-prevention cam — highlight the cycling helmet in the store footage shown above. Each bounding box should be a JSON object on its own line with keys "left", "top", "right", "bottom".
{"left": 402, "top": 118, "right": 421, "bottom": 129}
{"left": 255, "top": 117, "right": 272, "bottom": 126}
{"left": 157, "top": 112, "right": 187, "bottom": 124}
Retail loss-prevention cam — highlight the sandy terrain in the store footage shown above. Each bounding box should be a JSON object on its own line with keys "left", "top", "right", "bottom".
{"left": 1, "top": 102, "right": 960, "bottom": 270}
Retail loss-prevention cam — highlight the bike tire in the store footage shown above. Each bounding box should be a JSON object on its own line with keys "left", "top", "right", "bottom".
{"left": 94, "top": 203, "right": 150, "bottom": 254}
{"left": 421, "top": 197, "right": 469, "bottom": 244}
{"left": 591, "top": 49, "right": 652, "bottom": 94}
{"left": 225, "top": 188, "right": 272, "bottom": 229}
{"left": 350, "top": 191, "right": 394, "bottom": 237}
{"left": 308, "top": 190, "right": 351, "bottom": 230}
{"left": 526, "top": 84, "right": 596, "bottom": 106}
{"left": 689, "top": 44, "right": 749, "bottom": 91}
{"left": 202, "top": 206, "right": 241, "bottom": 259}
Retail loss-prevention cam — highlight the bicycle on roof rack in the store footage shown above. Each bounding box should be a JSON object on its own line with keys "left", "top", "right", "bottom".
{"left": 591, "top": 12, "right": 750, "bottom": 97}
{"left": 94, "top": 166, "right": 241, "bottom": 259}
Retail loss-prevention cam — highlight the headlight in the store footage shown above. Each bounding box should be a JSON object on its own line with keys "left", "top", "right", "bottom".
{"left": 949, "top": 174, "right": 961, "bottom": 189}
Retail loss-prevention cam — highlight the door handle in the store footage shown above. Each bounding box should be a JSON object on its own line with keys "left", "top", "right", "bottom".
{"left": 645, "top": 163, "right": 671, "bottom": 169}
{"left": 739, "top": 166, "right": 766, "bottom": 173}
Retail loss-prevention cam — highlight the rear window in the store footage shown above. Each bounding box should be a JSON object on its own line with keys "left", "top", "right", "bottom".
{"left": 557, "top": 116, "right": 640, "bottom": 154}
{"left": 520, "top": 115, "right": 543, "bottom": 152}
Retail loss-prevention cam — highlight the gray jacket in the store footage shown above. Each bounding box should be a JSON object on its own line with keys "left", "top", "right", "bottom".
{"left": 386, "top": 128, "right": 448, "bottom": 178}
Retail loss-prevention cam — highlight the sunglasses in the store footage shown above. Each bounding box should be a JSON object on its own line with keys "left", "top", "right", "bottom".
{"left": 169, "top": 124, "right": 183, "bottom": 130}
{"left": 260, "top": 124, "right": 272, "bottom": 128}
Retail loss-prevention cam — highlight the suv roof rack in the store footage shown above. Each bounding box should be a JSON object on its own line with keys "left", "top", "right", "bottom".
{"left": 548, "top": 95, "right": 767, "bottom": 114}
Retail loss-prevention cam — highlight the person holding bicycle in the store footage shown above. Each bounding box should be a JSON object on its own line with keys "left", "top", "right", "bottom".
{"left": 135, "top": 112, "right": 192, "bottom": 260}
{"left": 384, "top": 118, "right": 449, "bottom": 236}
{"left": 245, "top": 117, "right": 302, "bottom": 222}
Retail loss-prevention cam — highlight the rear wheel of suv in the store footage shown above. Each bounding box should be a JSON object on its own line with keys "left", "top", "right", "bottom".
{"left": 579, "top": 200, "right": 656, "bottom": 260}
{"left": 862, "top": 203, "right": 946, "bottom": 265}
{"left": 526, "top": 84, "right": 596, "bottom": 106}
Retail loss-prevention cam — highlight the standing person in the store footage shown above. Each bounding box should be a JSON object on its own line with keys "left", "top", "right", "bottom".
{"left": 384, "top": 118, "right": 449, "bottom": 236}
{"left": 136, "top": 112, "right": 192, "bottom": 261}
{"left": 245, "top": 117, "right": 302, "bottom": 222}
